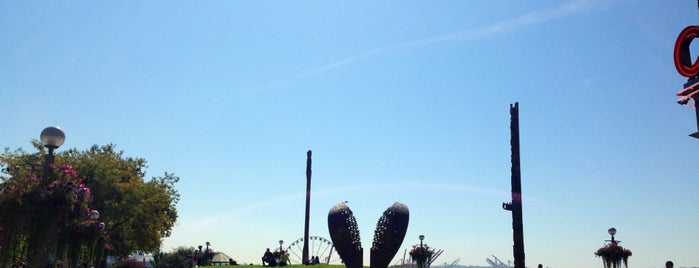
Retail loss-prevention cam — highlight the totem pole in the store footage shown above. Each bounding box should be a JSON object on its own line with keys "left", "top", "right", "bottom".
{"left": 303, "top": 150, "right": 312, "bottom": 264}
{"left": 502, "top": 102, "right": 525, "bottom": 268}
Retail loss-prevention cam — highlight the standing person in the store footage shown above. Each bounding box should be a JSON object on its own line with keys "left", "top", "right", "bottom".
{"left": 666, "top": 261, "right": 674, "bottom": 268}
{"left": 193, "top": 250, "right": 200, "bottom": 267}
{"left": 538, "top": 264, "right": 543, "bottom": 268}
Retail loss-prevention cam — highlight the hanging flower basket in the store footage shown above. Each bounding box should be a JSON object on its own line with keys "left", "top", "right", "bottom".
{"left": 595, "top": 243, "right": 632, "bottom": 268}
{"left": 409, "top": 245, "right": 433, "bottom": 268}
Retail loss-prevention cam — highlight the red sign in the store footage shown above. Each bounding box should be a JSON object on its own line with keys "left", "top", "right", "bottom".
{"left": 674, "top": 25, "right": 699, "bottom": 77}
{"left": 674, "top": 25, "right": 699, "bottom": 139}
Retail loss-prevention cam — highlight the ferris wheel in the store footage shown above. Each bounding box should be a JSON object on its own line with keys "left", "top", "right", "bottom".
{"left": 285, "top": 236, "right": 341, "bottom": 265}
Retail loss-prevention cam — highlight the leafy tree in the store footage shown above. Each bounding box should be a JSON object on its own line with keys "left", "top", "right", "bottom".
{"left": 61, "top": 144, "right": 180, "bottom": 257}
{"left": 0, "top": 142, "right": 180, "bottom": 266}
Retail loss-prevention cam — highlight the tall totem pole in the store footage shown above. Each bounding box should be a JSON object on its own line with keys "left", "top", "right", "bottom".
{"left": 302, "top": 150, "right": 312, "bottom": 264}
{"left": 502, "top": 102, "right": 525, "bottom": 268}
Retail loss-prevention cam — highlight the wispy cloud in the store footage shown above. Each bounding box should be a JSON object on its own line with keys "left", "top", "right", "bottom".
{"left": 173, "top": 181, "right": 549, "bottom": 236}
{"left": 249, "top": 0, "right": 593, "bottom": 93}
{"left": 402, "top": 0, "right": 592, "bottom": 47}
{"left": 172, "top": 191, "right": 305, "bottom": 235}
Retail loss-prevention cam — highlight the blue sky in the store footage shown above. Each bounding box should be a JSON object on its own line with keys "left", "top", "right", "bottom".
{"left": 2, "top": 1, "right": 698, "bottom": 267}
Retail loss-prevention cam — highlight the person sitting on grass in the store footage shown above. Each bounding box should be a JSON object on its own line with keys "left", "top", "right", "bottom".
{"left": 262, "top": 248, "right": 275, "bottom": 267}
{"left": 279, "top": 251, "right": 289, "bottom": 266}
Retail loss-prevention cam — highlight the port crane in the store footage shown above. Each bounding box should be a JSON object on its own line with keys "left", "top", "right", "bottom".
{"left": 485, "top": 255, "right": 511, "bottom": 268}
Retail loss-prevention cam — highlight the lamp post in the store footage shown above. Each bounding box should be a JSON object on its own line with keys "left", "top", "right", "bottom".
{"left": 69, "top": 210, "right": 101, "bottom": 268}
{"left": 606, "top": 227, "right": 620, "bottom": 245}
{"left": 40, "top": 126, "right": 65, "bottom": 165}
{"left": 87, "top": 210, "right": 101, "bottom": 267}
{"left": 27, "top": 126, "right": 65, "bottom": 268}
{"left": 595, "top": 227, "right": 632, "bottom": 267}
{"left": 415, "top": 235, "right": 427, "bottom": 268}
{"left": 40, "top": 126, "right": 65, "bottom": 180}
{"left": 279, "top": 240, "right": 284, "bottom": 252}
{"left": 92, "top": 221, "right": 106, "bottom": 267}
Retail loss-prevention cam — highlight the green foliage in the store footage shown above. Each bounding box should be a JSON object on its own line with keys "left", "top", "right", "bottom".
{"left": 153, "top": 246, "right": 196, "bottom": 268}
{"left": 60, "top": 144, "right": 180, "bottom": 256}
{"left": 0, "top": 142, "right": 180, "bottom": 267}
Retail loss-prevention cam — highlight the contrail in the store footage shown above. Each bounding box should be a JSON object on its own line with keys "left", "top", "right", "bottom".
{"left": 249, "top": 0, "right": 594, "bottom": 93}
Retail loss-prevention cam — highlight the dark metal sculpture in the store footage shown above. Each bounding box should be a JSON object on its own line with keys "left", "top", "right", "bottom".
{"left": 328, "top": 202, "right": 363, "bottom": 268}
{"left": 370, "top": 202, "right": 409, "bottom": 268}
{"left": 502, "top": 102, "right": 525, "bottom": 268}
{"left": 327, "top": 201, "right": 409, "bottom": 268}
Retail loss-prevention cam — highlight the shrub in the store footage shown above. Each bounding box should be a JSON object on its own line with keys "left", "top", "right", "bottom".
{"left": 112, "top": 259, "right": 146, "bottom": 268}
{"left": 154, "top": 246, "right": 196, "bottom": 268}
